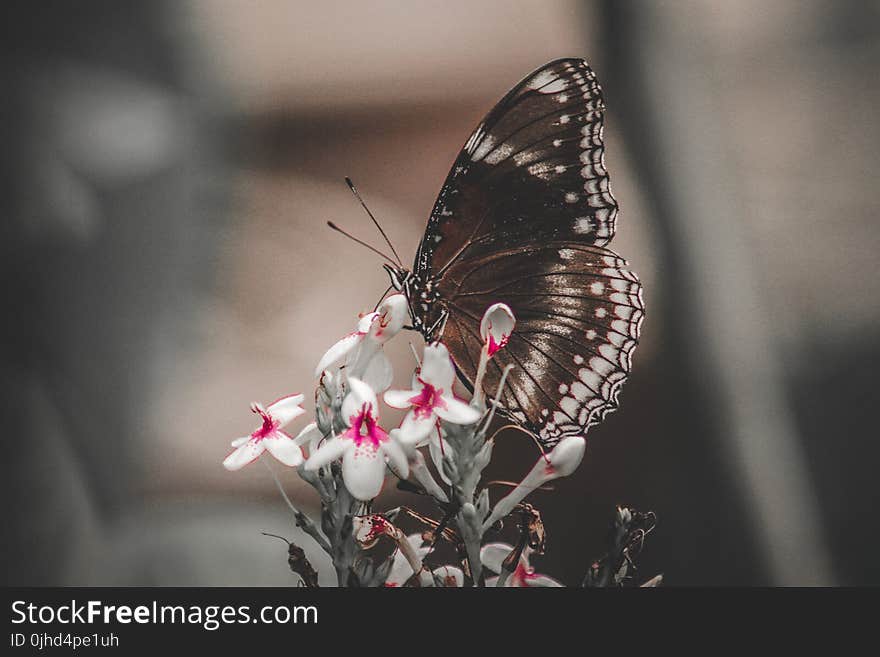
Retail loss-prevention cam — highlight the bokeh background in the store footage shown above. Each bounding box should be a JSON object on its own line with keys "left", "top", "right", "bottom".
{"left": 3, "top": 0, "right": 879, "bottom": 586}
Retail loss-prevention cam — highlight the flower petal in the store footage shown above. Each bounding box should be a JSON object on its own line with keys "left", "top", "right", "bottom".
{"left": 231, "top": 435, "right": 250, "bottom": 448}
{"left": 293, "top": 422, "right": 325, "bottom": 456}
{"left": 342, "top": 444, "right": 386, "bottom": 501}
{"left": 373, "top": 294, "right": 408, "bottom": 343}
{"left": 381, "top": 439, "right": 410, "bottom": 480}
{"left": 293, "top": 421, "right": 320, "bottom": 446}
{"left": 433, "top": 565, "right": 465, "bottom": 587}
{"left": 356, "top": 311, "right": 380, "bottom": 334}
{"left": 480, "top": 542, "right": 515, "bottom": 574}
{"left": 345, "top": 377, "right": 380, "bottom": 420}
{"left": 420, "top": 342, "right": 456, "bottom": 389}
{"left": 398, "top": 410, "right": 436, "bottom": 445}
{"left": 262, "top": 430, "right": 305, "bottom": 467}
{"left": 222, "top": 438, "right": 265, "bottom": 471}
{"left": 385, "top": 534, "right": 428, "bottom": 587}
{"left": 315, "top": 331, "right": 362, "bottom": 376}
{"left": 546, "top": 435, "right": 586, "bottom": 478}
{"left": 359, "top": 349, "right": 393, "bottom": 393}
{"left": 304, "top": 436, "right": 348, "bottom": 470}
{"left": 383, "top": 387, "right": 419, "bottom": 409}
{"left": 525, "top": 574, "right": 564, "bottom": 587}
{"left": 266, "top": 393, "right": 305, "bottom": 428}
{"left": 434, "top": 394, "right": 482, "bottom": 425}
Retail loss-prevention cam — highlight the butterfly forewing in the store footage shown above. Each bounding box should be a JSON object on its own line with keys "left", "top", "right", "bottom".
{"left": 415, "top": 58, "right": 618, "bottom": 279}
{"left": 439, "top": 243, "right": 643, "bottom": 446}
{"left": 404, "top": 58, "right": 642, "bottom": 448}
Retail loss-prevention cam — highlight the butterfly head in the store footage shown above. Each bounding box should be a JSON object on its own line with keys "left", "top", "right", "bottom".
{"left": 383, "top": 264, "right": 447, "bottom": 339}
{"left": 383, "top": 263, "right": 411, "bottom": 293}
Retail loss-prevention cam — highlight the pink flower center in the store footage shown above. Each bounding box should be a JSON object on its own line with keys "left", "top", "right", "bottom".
{"left": 345, "top": 403, "right": 388, "bottom": 449}
{"left": 408, "top": 380, "right": 447, "bottom": 419}
{"left": 487, "top": 331, "right": 509, "bottom": 357}
{"left": 512, "top": 561, "right": 535, "bottom": 586}
{"left": 375, "top": 311, "right": 391, "bottom": 337}
{"left": 250, "top": 406, "right": 278, "bottom": 441}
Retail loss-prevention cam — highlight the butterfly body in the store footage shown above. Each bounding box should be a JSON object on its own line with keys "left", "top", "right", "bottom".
{"left": 389, "top": 58, "right": 644, "bottom": 448}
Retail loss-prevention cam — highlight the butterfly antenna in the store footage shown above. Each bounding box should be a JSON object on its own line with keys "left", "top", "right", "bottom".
{"left": 373, "top": 284, "right": 393, "bottom": 312}
{"left": 408, "top": 342, "right": 422, "bottom": 367}
{"left": 261, "top": 532, "right": 292, "bottom": 546}
{"left": 486, "top": 423, "right": 546, "bottom": 455}
{"left": 345, "top": 177, "right": 403, "bottom": 267}
{"left": 327, "top": 221, "right": 399, "bottom": 266}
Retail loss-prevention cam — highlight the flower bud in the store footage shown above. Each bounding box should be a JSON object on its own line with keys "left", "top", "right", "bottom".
{"left": 480, "top": 302, "right": 515, "bottom": 357}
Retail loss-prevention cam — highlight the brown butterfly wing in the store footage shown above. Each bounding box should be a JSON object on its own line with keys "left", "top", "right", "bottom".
{"left": 439, "top": 243, "right": 643, "bottom": 447}
{"left": 407, "top": 58, "right": 642, "bottom": 447}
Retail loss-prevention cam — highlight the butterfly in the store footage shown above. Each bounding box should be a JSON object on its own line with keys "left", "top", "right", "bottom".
{"left": 380, "top": 58, "right": 644, "bottom": 448}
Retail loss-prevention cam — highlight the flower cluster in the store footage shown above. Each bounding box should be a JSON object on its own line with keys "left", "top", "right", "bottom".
{"left": 221, "top": 294, "right": 654, "bottom": 587}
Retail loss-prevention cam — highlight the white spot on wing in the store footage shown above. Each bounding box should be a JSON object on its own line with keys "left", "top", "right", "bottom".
{"left": 560, "top": 396, "right": 579, "bottom": 417}
{"left": 529, "top": 71, "right": 568, "bottom": 93}
{"left": 573, "top": 217, "right": 592, "bottom": 234}
{"left": 483, "top": 142, "right": 512, "bottom": 165}
{"left": 471, "top": 135, "right": 496, "bottom": 161}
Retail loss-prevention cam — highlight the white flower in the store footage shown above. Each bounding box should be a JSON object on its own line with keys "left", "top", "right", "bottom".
{"left": 432, "top": 565, "right": 465, "bottom": 587}
{"left": 473, "top": 303, "right": 516, "bottom": 405}
{"left": 384, "top": 534, "right": 431, "bottom": 587}
{"left": 540, "top": 435, "right": 586, "bottom": 478}
{"left": 482, "top": 543, "right": 562, "bottom": 587}
{"left": 291, "top": 421, "right": 324, "bottom": 457}
{"left": 482, "top": 436, "right": 586, "bottom": 530}
{"left": 315, "top": 294, "right": 408, "bottom": 392}
{"left": 384, "top": 342, "right": 481, "bottom": 444}
{"left": 305, "top": 378, "right": 408, "bottom": 501}
{"left": 480, "top": 302, "right": 515, "bottom": 357}
{"left": 223, "top": 394, "right": 306, "bottom": 471}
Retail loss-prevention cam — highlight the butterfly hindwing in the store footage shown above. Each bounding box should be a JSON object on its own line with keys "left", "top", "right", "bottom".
{"left": 439, "top": 243, "right": 643, "bottom": 447}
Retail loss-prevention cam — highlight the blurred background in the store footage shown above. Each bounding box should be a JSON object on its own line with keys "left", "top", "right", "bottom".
{"left": 3, "top": 0, "right": 879, "bottom": 586}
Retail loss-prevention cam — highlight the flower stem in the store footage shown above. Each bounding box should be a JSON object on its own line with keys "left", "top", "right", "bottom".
{"left": 262, "top": 457, "right": 332, "bottom": 554}
{"left": 472, "top": 345, "right": 489, "bottom": 407}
